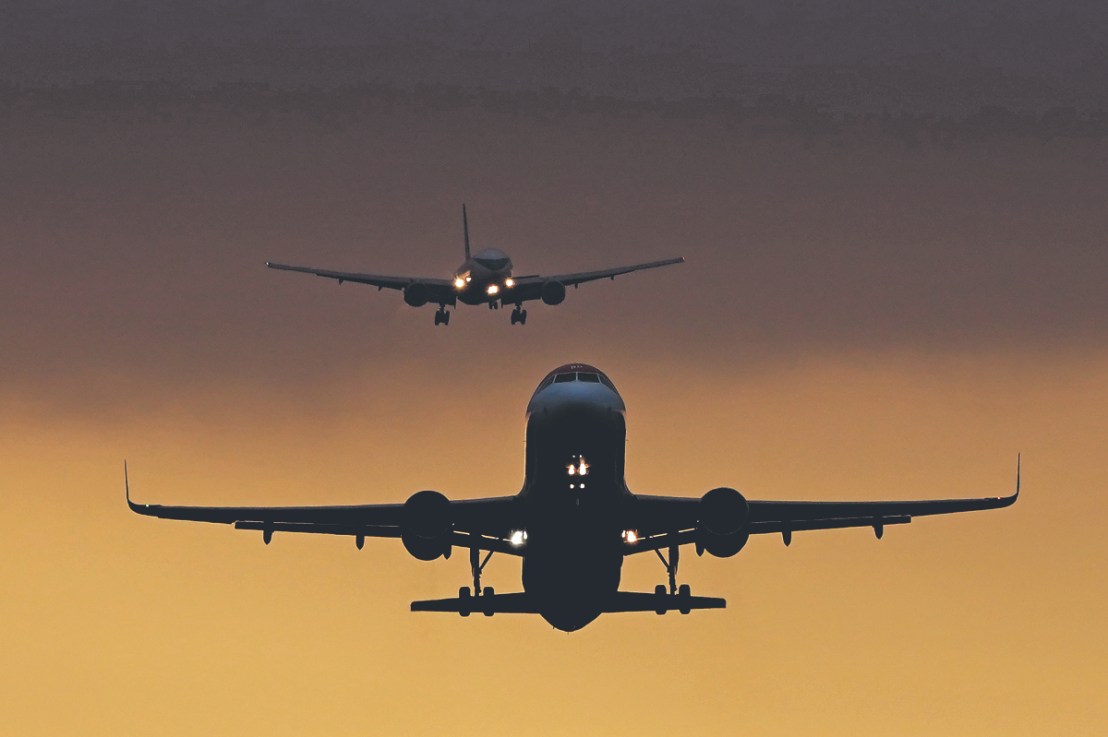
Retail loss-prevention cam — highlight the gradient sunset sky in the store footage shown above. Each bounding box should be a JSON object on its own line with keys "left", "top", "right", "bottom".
{"left": 2, "top": 3, "right": 1106, "bottom": 735}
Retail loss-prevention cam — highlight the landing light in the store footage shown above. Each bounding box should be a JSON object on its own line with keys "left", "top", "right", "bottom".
{"left": 509, "top": 530, "right": 528, "bottom": 547}
{"left": 622, "top": 530, "right": 639, "bottom": 544}
{"left": 453, "top": 277, "right": 465, "bottom": 289}
{"left": 504, "top": 278, "right": 515, "bottom": 288}
{"left": 487, "top": 284, "right": 500, "bottom": 296}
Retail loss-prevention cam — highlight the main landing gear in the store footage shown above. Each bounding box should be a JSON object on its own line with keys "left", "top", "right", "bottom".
{"left": 654, "top": 543, "right": 693, "bottom": 615}
{"left": 510, "top": 305, "right": 527, "bottom": 325}
{"left": 457, "top": 544, "right": 496, "bottom": 617}
{"left": 433, "top": 306, "right": 451, "bottom": 326}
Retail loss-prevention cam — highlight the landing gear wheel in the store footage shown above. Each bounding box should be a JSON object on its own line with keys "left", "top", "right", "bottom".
{"left": 434, "top": 308, "right": 451, "bottom": 326}
{"left": 519, "top": 309, "right": 527, "bottom": 325}
{"left": 458, "top": 586, "right": 472, "bottom": 617}
{"left": 481, "top": 587, "right": 495, "bottom": 616}
{"left": 677, "top": 583, "right": 692, "bottom": 615}
{"left": 654, "top": 584, "right": 668, "bottom": 615}
{"left": 510, "top": 310, "right": 519, "bottom": 325}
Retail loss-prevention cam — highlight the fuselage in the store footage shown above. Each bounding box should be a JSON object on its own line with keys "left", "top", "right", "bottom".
{"left": 453, "top": 248, "right": 515, "bottom": 305}
{"left": 518, "top": 363, "right": 630, "bottom": 631}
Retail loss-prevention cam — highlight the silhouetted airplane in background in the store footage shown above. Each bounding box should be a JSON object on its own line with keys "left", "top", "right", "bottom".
{"left": 266, "top": 206, "right": 684, "bottom": 325}
{"left": 127, "top": 363, "right": 1019, "bottom": 632}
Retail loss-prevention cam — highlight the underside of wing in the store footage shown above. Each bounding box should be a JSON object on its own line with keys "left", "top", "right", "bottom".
{"left": 626, "top": 458, "right": 1020, "bottom": 552}
{"left": 266, "top": 261, "right": 456, "bottom": 303}
{"left": 507, "top": 256, "right": 684, "bottom": 303}
{"left": 546, "top": 256, "right": 685, "bottom": 287}
{"left": 125, "top": 464, "right": 520, "bottom": 552}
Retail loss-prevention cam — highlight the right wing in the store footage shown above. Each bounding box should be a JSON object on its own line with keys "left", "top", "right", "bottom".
{"left": 507, "top": 256, "right": 685, "bottom": 302}
{"left": 627, "top": 457, "right": 1020, "bottom": 550}
{"left": 125, "top": 464, "right": 520, "bottom": 553}
{"left": 266, "top": 261, "right": 457, "bottom": 303}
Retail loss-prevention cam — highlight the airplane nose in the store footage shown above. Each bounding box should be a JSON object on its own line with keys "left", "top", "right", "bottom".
{"left": 526, "top": 382, "right": 626, "bottom": 424}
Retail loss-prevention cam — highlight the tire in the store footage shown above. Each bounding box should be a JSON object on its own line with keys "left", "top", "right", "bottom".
{"left": 482, "top": 587, "right": 495, "bottom": 616}
{"left": 654, "top": 584, "right": 668, "bottom": 615}
{"left": 678, "top": 584, "right": 691, "bottom": 615}
{"left": 458, "top": 586, "right": 472, "bottom": 617}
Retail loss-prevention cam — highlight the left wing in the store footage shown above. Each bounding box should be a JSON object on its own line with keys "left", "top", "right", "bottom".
{"left": 265, "top": 261, "right": 457, "bottom": 304}
{"left": 628, "top": 458, "right": 1020, "bottom": 551}
{"left": 508, "top": 256, "right": 684, "bottom": 302}
{"left": 125, "top": 464, "right": 520, "bottom": 553}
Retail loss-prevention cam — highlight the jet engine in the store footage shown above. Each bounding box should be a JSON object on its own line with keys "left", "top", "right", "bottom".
{"left": 401, "top": 490, "right": 452, "bottom": 561}
{"left": 697, "top": 487, "right": 750, "bottom": 557}
{"left": 403, "top": 283, "right": 430, "bottom": 307}
{"left": 540, "top": 280, "right": 566, "bottom": 305}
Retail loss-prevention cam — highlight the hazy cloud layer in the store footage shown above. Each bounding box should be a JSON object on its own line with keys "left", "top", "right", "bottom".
{"left": 5, "top": 1, "right": 1108, "bottom": 111}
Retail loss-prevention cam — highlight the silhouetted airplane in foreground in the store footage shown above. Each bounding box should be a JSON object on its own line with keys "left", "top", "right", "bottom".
{"left": 266, "top": 206, "right": 684, "bottom": 325}
{"left": 127, "top": 363, "right": 1020, "bottom": 632}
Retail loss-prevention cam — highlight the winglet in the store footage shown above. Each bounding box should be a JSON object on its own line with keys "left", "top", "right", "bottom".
{"left": 1015, "top": 452, "right": 1021, "bottom": 496}
{"left": 124, "top": 460, "right": 144, "bottom": 513}
{"left": 462, "top": 203, "right": 471, "bottom": 260}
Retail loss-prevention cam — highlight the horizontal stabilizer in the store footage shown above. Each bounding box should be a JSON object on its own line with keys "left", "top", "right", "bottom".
{"left": 411, "top": 590, "right": 727, "bottom": 617}
{"left": 411, "top": 592, "right": 538, "bottom": 615}
{"left": 602, "top": 591, "right": 726, "bottom": 613}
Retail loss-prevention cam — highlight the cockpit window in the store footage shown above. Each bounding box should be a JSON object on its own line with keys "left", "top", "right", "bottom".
{"left": 535, "top": 367, "right": 617, "bottom": 393}
{"left": 476, "top": 256, "right": 510, "bottom": 271}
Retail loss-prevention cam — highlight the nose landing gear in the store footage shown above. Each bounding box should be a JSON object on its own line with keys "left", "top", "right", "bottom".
{"left": 433, "top": 306, "right": 451, "bottom": 326}
{"left": 510, "top": 305, "right": 528, "bottom": 325}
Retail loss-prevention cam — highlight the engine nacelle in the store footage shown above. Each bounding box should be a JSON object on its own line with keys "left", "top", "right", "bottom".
{"left": 401, "top": 490, "right": 452, "bottom": 561}
{"left": 403, "top": 282, "right": 430, "bottom": 307}
{"left": 541, "top": 280, "right": 566, "bottom": 306}
{"left": 697, "top": 487, "right": 750, "bottom": 557}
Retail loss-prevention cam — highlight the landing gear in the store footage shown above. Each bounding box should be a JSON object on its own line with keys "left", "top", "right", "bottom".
{"left": 510, "top": 306, "right": 528, "bottom": 325}
{"left": 434, "top": 307, "right": 451, "bottom": 326}
{"left": 456, "top": 544, "right": 496, "bottom": 616}
{"left": 654, "top": 543, "right": 693, "bottom": 614}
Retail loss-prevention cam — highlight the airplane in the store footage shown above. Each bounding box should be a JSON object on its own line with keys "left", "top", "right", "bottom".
{"left": 265, "top": 205, "right": 684, "bottom": 325}
{"left": 127, "top": 363, "right": 1020, "bottom": 632}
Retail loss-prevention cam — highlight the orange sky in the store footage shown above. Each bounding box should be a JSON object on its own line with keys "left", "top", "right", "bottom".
{"left": 2, "top": 80, "right": 1107, "bottom": 735}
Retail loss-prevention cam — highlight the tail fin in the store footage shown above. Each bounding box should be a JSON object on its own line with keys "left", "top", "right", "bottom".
{"left": 462, "top": 203, "right": 471, "bottom": 259}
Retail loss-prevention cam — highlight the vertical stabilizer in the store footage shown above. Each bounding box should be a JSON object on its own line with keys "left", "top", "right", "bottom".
{"left": 462, "top": 203, "right": 471, "bottom": 260}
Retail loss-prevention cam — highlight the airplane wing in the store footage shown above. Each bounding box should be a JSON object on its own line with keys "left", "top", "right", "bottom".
{"left": 626, "top": 458, "right": 1020, "bottom": 551}
{"left": 266, "top": 261, "right": 456, "bottom": 302}
{"left": 125, "top": 464, "right": 520, "bottom": 553}
{"left": 508, "top": 256, "right": 685, "bottom": 302}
